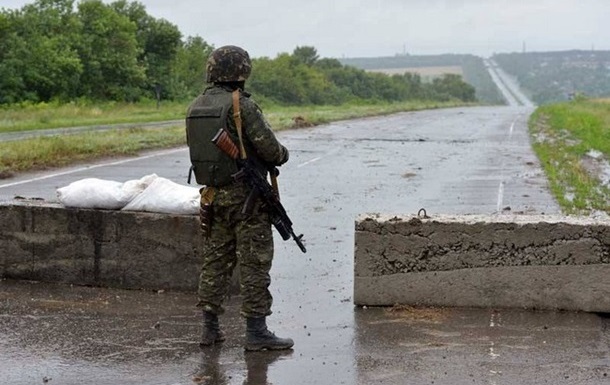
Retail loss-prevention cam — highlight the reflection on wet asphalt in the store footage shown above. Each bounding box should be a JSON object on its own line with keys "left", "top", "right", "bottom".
{"left": 1, "top": 280, "right": 608, "bottom": 385}
{"left": 1, "top": 107, "right": 608, "bottom": 384}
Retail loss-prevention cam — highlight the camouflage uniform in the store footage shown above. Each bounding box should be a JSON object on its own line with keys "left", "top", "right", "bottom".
{"left": 194, "top": 85, "right": 289, "bottom": 318}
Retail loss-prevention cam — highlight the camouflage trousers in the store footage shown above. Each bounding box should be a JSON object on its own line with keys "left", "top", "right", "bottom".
{"left": 197, "top": 199, "right": 274, "bottom": 318}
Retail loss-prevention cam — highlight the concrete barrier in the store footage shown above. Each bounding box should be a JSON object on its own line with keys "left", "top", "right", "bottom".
{"left": 0, "top": 201, "right": 204, "bottom": 291}
{"left": 354, "top": 214, "right": 610, "bottom": 312}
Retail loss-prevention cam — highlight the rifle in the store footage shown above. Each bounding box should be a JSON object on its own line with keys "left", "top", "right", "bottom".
{"left": 212, "top": 128, "right": 307, "bottom": 253}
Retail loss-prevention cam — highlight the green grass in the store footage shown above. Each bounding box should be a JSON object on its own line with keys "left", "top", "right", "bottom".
{"left": 0, "top": 100, "right": 186, "bottom": 133}
{"left": 0, "top": 98, "right": 465, "bottom": 134}
{"left": 0, "top": 126, "right": 186, "bottom": 178}
{"left": 529, "top": 98, "right": 610, "bottom": 214}
{"left": 264, "top": 99, "right": 467, "bottom": 129}
{"left": 0, "top": 99, "right": 466, "bottom": 178}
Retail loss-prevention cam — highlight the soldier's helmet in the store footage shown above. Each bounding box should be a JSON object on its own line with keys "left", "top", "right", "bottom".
{"left": 206, "top": 45, "right": 252, "bottom": 83}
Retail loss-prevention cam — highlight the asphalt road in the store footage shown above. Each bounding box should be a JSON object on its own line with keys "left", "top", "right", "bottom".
{"left": 485, "top": 60, "right": 535, "bottom": 108}
{"left": 1, "top": 106, "right": 608, "bottom": 385}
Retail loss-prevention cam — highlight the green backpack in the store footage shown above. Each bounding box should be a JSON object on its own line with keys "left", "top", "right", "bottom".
{"left": 186, "top": 90, "right": 238, "bottom": 186}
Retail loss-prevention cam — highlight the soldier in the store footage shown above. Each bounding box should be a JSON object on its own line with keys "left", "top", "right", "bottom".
{"left": 186, "top": 45, "right": 293, "bottom": 351}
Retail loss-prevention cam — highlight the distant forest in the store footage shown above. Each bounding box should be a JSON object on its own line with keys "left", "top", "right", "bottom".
{"left": 0, "top": 0, "right": 476, "bottom": 106}
{"left": 492, "top": 50, "right": 610, "bottom": 104}
{"left": 341, "top": 55, "right": 506, "bottom": 105}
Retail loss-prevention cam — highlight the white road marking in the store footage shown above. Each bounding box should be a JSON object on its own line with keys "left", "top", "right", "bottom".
{"left": 488, "top": 313, "right": 501, "bottom": 385}
{"left": 496, "top": 181, "right": 505, "bottom": 212}
{"left": 489, "top": 342, "right": 500, "bottom": 359}
{"left": 495, "top": 116, "right": 520, "bottom": 211}
{"left": 0, "top": 148, "right": 185, "bottom": 189}
{"left": 297, "top": 156, "right": 322, "bottom": 168}
{"left": 297, "top": 148, "right": 340, "bottom": 168}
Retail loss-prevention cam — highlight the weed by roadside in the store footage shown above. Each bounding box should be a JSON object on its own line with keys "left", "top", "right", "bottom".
{"left": 529, "top": 99, "right": 610, "bottom": 214}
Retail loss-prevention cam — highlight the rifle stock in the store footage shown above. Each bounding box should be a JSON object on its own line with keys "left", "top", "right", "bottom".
{"left": 212, "top": 128, "right": 306, "bottom": 253}
{"left": 211, "top": 129, "right": 240, "bottom": 160}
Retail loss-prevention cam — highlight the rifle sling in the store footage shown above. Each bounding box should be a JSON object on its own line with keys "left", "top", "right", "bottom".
{"left": 231, "top": 90, "right": 281, "bottom": 199}
{"left": 232, "top": 90, "right": 248, "bottom": 160}
{"left": 271, "top": 173, "right": 280, "bottom": 199}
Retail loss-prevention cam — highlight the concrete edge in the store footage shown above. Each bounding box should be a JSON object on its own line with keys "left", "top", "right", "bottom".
{"left": 354, "top": 264, "right": 610, "bottom": 312}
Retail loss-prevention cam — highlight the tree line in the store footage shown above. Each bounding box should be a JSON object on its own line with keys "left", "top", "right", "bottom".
{"left": 341, "top": 54, "right": 504, "bottom": 105}
{"left": 0, "top": 0, "right": 476, "bottom": 106}
{"left": 251, "top": 47, "right": 476, "bottom": 105}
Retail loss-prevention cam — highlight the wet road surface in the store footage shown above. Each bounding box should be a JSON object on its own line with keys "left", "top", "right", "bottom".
{"left": 1, "top": 280, "right": 608, "bottom": 385}
{"left": 1, "top": 106, "right": 608, "bottom": 384}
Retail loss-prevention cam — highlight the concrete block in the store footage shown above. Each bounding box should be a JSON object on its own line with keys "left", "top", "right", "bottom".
{"left": 354, "top": 214, "right": 610, "bottom": 312}
{"left": 0, "top": 202, "right": 206, "bottom": 291}
{"left": 0, "top": 204, "right": 29, "bottom": 233}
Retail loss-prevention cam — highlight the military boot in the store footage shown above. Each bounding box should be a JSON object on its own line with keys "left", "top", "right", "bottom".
{"left": 245, "top": 317, "right": 294, "bottom": 351}
{"left": 200, "top": 311, "right": 225, "bottom": 347}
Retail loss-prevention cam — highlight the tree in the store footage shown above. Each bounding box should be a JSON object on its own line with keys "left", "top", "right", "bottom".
{"left": 170, "top": 35, "right": 214, "bottom": 99}
{"left": 0, "top": 0, "right": 82, "bottom": 103}
{"left": 111, "top": 0, "right": 182, "bottom": 97}
{"left": 249, "top": 54, "right": 305, "bottom": 104}
{"left": 292, "top": 46, "right": 319, "bottom": 66}
{"left": 0, "top": 10, "right": 25, "bottom": 104}
{"left": 77, "top": 0, "right": 145, "bottom": 100}
{"left": 314, "top": 58, "right": 343, "bottom": 70}
{"left": 431, "top": 74, "right": 476, "bottom": 102}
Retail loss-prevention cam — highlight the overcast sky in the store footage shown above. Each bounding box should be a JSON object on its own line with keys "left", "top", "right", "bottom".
{"left": 3, "top": 0, "right": 610, "bottom": 59}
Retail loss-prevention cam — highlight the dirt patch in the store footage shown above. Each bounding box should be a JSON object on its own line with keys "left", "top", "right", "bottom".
{"left": 0, "top": 170, "right": 14, "bottom": 179}
{"left": 581, "top": 149, "right": 610, "bottom": 186}
{"left": 386, "top": 304, "right": 449, "bottom": 322}
{"left": 292, "top": 116, "right": 314, "bottom": 128}
{"left": 31, "top": 298, "right": 111, "bottom": 310}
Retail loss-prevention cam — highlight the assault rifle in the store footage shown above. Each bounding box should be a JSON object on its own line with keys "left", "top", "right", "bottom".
{"left": 212, "top": 128, "right": 307, "bottom": 253}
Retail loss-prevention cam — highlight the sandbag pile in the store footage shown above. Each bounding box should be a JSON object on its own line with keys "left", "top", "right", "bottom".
{"left": 56, "top": 174, "right": 200, "bottom": 215}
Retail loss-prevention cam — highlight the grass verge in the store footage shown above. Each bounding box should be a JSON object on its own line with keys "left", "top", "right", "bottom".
{"left": 0, "top": 127, "right": 185, "bottom": 179}
{"left": 0, "top": 100, "right": 187, "bottom": 133}
{"left": 0, "top": 100, "right": 465, "bottom": 178}
{"left": 529, "top": 98, "right": 610, "bottom": 214}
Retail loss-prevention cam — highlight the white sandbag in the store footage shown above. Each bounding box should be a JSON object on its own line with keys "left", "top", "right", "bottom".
{"left": 121, "top": 177, "right": 200, "bottom": 215}
{"left": 57, "top": 179, "right": 125, "bottom": 209}
{"left": 56, "top": 174, "right": 158, "bottom": 209}
{"left": 121, "top": 174, "right": 159, "bottom": 198}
